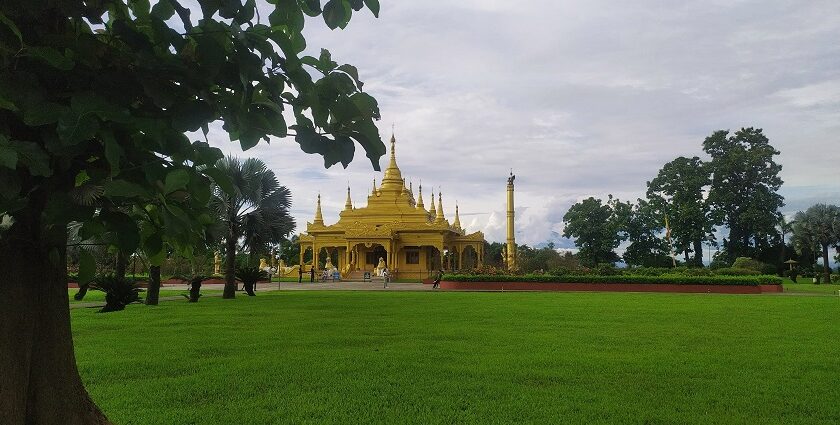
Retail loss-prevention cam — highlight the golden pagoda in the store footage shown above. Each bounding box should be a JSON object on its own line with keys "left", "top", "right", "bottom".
{"left": 298, "top": 134, "right": 486, "bottom": 280}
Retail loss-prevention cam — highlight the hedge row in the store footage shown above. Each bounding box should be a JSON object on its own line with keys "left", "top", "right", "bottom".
{"left": 442, "top": 274, "right": 782, "bottom": 286}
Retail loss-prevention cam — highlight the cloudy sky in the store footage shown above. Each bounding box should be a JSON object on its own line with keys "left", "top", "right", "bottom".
{"left": 207, "top": 0, "right": 840, "bottom": 247}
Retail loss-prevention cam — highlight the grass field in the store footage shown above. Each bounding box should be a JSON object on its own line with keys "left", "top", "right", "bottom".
{"left": 68, "top": 289, "right": 224, "bottom": 304}
{"left": 71, "top": 291, "right": 840, "bottom": 424}
{"left": 781, "top": 278, "right": 840, "bottom": 295}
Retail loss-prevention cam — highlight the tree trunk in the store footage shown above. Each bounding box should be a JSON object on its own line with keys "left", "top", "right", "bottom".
{"left": 0, "top": 213, "right": 110, "bottom": 424}
{"left": 821, "top": 243, "right": 832, "bottom": 284}
{"left": 683, "top": 249, "right": 690, "bottom": 264}
{"left": 115, "top": 250, "right": 127, "bottom": 281}
{"left": 693, "top": 239, "right": 703, "bottom": 267}
{"left": 778, "top": 237, "right": 786, "bottom": 277}
{"left": 145, "top": 265, "right": 161, "bottom": 305}
{"left": 223, "top": 223, "right": 237, "bottom": 299}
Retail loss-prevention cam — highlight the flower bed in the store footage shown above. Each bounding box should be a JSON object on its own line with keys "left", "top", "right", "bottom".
{"left": 439, "top": 274, "right": 783, "bottom": 294}
{"left": 443, "top": 274, "right": 782, "bottom": 286}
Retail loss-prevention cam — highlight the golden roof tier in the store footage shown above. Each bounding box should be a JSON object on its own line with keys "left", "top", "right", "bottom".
{"left": 298, "top": 134, "right": 485, "bottom": 280}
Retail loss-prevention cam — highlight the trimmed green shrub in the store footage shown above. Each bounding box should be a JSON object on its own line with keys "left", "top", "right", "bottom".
{"left": 90, "top": 275, "right": 142, "bottom": 312}
{"left": 714, "top": 267, "right": 761, "bottom": 276}
{"left": 235, "top": 266, "right": 267, "bottom": 296}
{"left": 731, "top": 257, "right": 767, "bottom": 272}
{"left": 442, "top": 274, "right": 782, "bottom": 286}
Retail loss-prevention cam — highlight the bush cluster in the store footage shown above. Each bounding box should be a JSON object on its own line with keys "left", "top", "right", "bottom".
{"left": 442, "top": 274, "right": 782, "bottom": 286}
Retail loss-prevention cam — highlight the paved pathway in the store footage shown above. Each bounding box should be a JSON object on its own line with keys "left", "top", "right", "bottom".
{"left": 70, "top": 281, "right": 431, "bottom": 309}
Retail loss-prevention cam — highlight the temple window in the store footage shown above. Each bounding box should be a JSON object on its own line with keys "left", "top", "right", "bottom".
{"left": 405, "top": 251, "right": 420, "bottom": 264}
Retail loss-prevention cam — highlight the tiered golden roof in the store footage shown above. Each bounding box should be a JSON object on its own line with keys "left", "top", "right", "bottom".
{"left": 298, "top": 134, "right": 485, "bottom": 279}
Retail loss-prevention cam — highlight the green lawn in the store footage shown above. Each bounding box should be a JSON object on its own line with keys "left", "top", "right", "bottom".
{"left": 782, "top": 278, "right": 840, "bottom": 295}
{"left": 68, "top": 289, "right": 223, "bottom": 304}
{"left": 71, "top": 291, "right": 840, "bottom": 424}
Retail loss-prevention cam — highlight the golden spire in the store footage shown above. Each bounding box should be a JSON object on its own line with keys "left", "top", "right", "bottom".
{"left": 380, "top": 133, "right": 404, "bottom": 191}
{"left": 435, "top": 191, "right": 445, "bottom": 223}
{"left": 416, "top": 183, "right": 425, "bottom": 209}
{"left": 371, "top": 178, "right": 377, "bottom": 195}
{"left": 453, "top": 202, "right": 462, "bottom": 230}
{"left": 344, "top": 186, "right": 352, "bottom": 211}
{"left": 428, "top": 188, "right": 436, "bottom": 217}
{"left": 314, "top": 193, "right": 324, "bottom": 224}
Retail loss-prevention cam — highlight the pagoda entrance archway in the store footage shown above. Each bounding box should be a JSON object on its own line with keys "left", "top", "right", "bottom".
{"left": 461, "top": 245, "right": 479, "bottom": 270}
{"left": 348, "top": 242, "right": 388, "bottom": 272}
{"left": 300, "top": 246, "right": 313, "bottom": 268}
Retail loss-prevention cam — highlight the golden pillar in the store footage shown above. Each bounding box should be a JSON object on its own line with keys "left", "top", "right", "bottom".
{"left": 506, "top": 171, "right": 517, "bottom": 271}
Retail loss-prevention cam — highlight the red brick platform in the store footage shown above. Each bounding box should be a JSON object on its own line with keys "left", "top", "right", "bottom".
{"left": 438, "top": 281, "right": 783, "bottom": 294}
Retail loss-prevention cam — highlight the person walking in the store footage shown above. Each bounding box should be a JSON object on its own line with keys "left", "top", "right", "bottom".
{"left": 298, "top": 264, "right": 303, "bottom": 283}
{"left": 309, "top": 266, "right": 315, "bottom": 283}
{"left": 432, "top": 269, "right": 443, "bottom": 289}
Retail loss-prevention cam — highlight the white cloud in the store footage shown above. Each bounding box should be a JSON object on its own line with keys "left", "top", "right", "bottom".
{"left": 202, "top": 0, "right": 840, "bottom": 245}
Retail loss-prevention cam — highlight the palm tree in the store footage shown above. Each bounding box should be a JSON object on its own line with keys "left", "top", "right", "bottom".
{"left": 793, "top": 204, "right": 840, "bottom": 284}
{"left": 210, "top": 157, "right": 295, "bottom": 298}
{"left": 777, "top": 215, "right": 795, "bottom": 275}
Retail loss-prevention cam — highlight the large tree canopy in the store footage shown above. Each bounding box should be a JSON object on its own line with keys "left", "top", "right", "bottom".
{"left": 793, "top": 204, "right": 840, "bottom": 283}
{"left": 0, "top": 1, "right": 383, "bottom": 423}
{"left": 562, "top": 196, "right": 624, "bottom": 267}
{"left": 646, "top": 156, "right": 712, "bottom": 266}
{"left": 704, "top": 128, "right": 784, "bottom": 262}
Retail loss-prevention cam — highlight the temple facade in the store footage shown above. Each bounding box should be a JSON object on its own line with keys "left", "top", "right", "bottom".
{"left": 298, "top": 135, "right": 485, "bottom": 280}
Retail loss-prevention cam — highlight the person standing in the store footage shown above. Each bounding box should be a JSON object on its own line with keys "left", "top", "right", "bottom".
{"left": 298, "top": 265, "right": 303, "bottom": 283}
{"left": 309, "top": 266, "right": 315, "bottom": 283}
{"left": 382, "top": 267, "right": 389, "bottom": 288}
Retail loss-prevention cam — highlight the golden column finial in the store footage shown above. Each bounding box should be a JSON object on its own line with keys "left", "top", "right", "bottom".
{"left": 344, "top": 185, "right": 353, "bottom": 211}
{"left": 314, "top": 193, "right": 324, "bottom": 224}
{"left": 416, "top": 182, "right": 425, "bottom": 209}
{"left": 428, "top": 188, "right": 436, "bottom": 217}
{"left": 435, "top": 191, "right": 445, "bottom": 223}
{"left": 506, "top": 170, "right": 516, "bottom": 271}
{"left": 453, "top": 201, "right": 462, "bottom": 231}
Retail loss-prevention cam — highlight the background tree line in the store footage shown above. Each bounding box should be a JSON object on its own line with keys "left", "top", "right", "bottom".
{"left": 561, "top": 128, "right": 839, "bottom": 279}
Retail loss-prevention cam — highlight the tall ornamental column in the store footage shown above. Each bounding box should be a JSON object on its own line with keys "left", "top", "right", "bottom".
{"left": 506, "top": 171, "right": 517, "bottom": 271}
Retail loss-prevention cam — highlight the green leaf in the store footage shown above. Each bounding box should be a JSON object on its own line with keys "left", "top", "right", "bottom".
{"left": 28, "top": 46, "right": 74, "bottom": 70}
{"left": 78, "top": 249, "right": 96, "bottom": 285}
{"left": 324, "top": 135, "right": 355, "bottom": 168}
{"left": 349, "top": 92, "right": 380, "bottom": 119}
{"left": 270, "top": 0, "right": 305, "bottom": 32}
{"left": 203, "top": 166, "right": 234, "bottom": 195}
{"left": 57, "top": 109, "right": 99, "bottom": 145}
{"left": 323, "top": 0, "right": 351, "bottom": 30}
{"left": 164, "top": 168, "right": 190, "bottom": 193}
{"left": 0, "top": 11, "right": 23, "bottom": 45}
{"left": 0, "top": 136, "right": 17, "bottom": 170}
{"left": 348, "top": 119, "right": 385, "bottom": 170}
{"left": 299, "top": 0, "right": 322, "bottom": 17}
{"left": 143, "top": 232, "right": 163, "bottom": 258}
{"left": 172, "top": 100, "right": 214, "bottom": 132}
{"left": 336, "top": 64, "right": 361, "bottom": 88}
{"left": 14, "top": 141, "right": 51, "bottom": 177}
{"left": 22, "top": 101, "right": 67, "bottom": 126}
{"left": 363, "top": 0, "right": 380, "bottom": 17}
{"left": 103, "top": 210, "right": 140, "bottom": 252}
{"left": 71, "top": 92, "right": 129, "bottom": 123}
{"left": 151, "top": 0, "right": 176, "bottom": 19}
{"left": 191, "top": 142, "right": 224, "bottom": 166}
{"left": 104, "top": 180, "right": 150, "bottom": 198}
{"left": 0, "top": 96, "right": 17, "bottom": 112}
{"left": 101, "top": 130, "right": 123, "bottom": 175}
